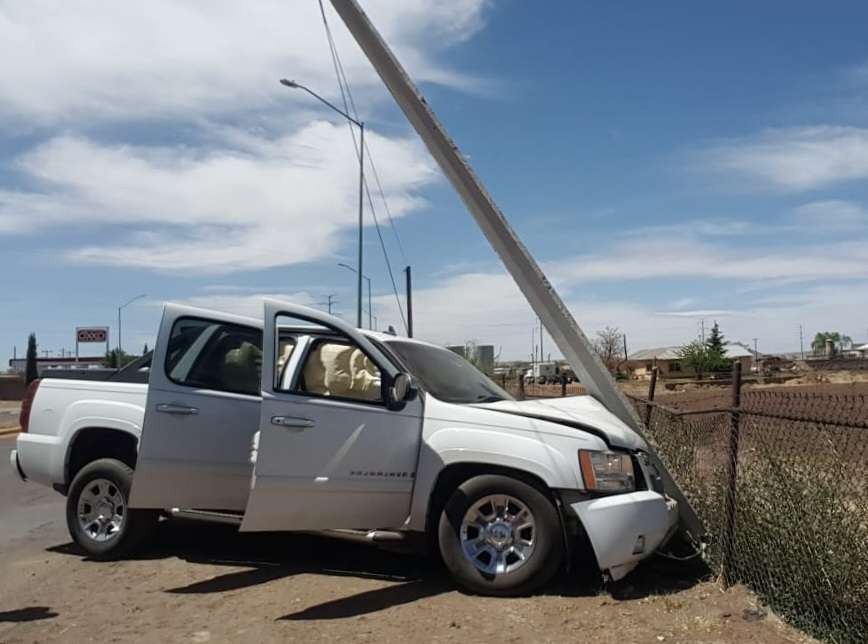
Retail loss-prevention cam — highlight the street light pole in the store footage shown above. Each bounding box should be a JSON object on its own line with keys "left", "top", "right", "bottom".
{"left": 280, "top": 79, "right": 365, "bottom": 328}
{"left": 118, "top": 294, "right": 147, "bottom": 358}
{"left": 404, "top": 265, "right": 413, "bottom": 338}
{"left": 338, "top": 263, "right": 372, "bottom": 329}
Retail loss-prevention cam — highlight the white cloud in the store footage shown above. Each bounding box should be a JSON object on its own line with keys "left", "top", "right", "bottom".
{"left": 373, "top": 269, "right": 868, "bottom": 358}
{"left": 0, "top": 0, "right": 490, "bottom": 126}
{"left": 0, "top": 1, "right": 494, "bottom": 273}
{"left": 654, "top": 309, "right": 740, "bottom": 318}
{"left": 792, "top": 199, "right": 868, "bottom": 228}
{"left": 372, "top": 271, "right": 698, "bottom": 359}
{"left": 549, "top": 237, "right": 868, "bottom": 284}
{"left": 622, "top": 218, "right": 757, "bottom": 238}
{"left": 701, "top": 126, "right": 868, "bottom": 191}
{"left": 1, "top": 123, "right": 437, "bottom": 272}
{"left": 166, "top": 290, "right": 320, "bottom": 320}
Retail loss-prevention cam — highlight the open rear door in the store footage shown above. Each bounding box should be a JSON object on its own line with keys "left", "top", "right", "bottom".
{"left": 130, "top": 304, "right": 262, "bottom": 511}
{"left": 241, "top": 299, "right": 424, "bottom": 531}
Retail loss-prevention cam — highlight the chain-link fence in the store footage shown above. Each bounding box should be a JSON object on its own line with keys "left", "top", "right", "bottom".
{"left": 631, "top": 374, "right": 868, "bottom": 644}
{"left": 499, "top": 366, "right": 867, "bottom": 641}
{"left": 497, "top": 373, "right": 586, "bottom": 399}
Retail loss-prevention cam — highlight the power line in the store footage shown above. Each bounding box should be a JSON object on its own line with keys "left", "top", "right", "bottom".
{"left": 317, "top": 0, "right": 408, "bottom": 266}
{"left": 318, "top": 0, "right": 408, "bottom": 333}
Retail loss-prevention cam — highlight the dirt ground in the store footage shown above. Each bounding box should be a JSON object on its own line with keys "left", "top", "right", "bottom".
{"left": 0, "top": 401, "right": 20, "bottom": 429}
{"left": 0, "top": 519, "right": 815, "bottom": 644}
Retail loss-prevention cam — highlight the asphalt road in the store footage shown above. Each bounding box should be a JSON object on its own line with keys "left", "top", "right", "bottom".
{"left": 0, "top": 435, "right": 66, "bottom": 544}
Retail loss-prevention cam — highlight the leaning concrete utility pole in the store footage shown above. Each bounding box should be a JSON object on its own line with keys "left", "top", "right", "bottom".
{"left": 328, "top": 0, "right": 703, "bottom": 544}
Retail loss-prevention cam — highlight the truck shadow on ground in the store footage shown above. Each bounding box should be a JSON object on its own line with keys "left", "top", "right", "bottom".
{"left": 47, "top": 518, "right": 709, "bottom": 621}
{"left": 0, "top": 606, "right": 59, "bottom": 623}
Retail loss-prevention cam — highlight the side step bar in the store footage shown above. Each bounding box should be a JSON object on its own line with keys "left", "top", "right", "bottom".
{"left": 169, "top": 508, "right": 243, "bottom": 526}
{"left": 166, "top": 512, "right": 410, "bottom": 546}
{"left": 325, "top": 529, "right": 407, "bottom": 543}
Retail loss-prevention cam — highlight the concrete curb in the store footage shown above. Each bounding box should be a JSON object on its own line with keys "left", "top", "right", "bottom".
{"left": 0, "top": 427, "right": 20, "bottom": 437}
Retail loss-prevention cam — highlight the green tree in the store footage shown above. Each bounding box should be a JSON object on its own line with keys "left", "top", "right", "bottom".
{"left": 678, "top": 340, "right": 712, "bottom": 379}
{"left": 704, "top": 321, "right": 730, "bottom": 372}
{"left": 811, "top": 331, "right": 853, "bottom": 356}
{"left": 142, "top": 342, "right": 149, "bottom": 355}
{"left": 25, "top": 333, "right": 38, "bottom": 384}
{"left": 678, "top": 337, "right": 731, "bottom": 379}
{"left": 104, "top": 348, "right": 136, "bottom": 368}
{"left": 706, "top": 321, "right": 726, "bottom": 356}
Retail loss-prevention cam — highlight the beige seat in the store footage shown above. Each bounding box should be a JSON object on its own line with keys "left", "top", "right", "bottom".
{"left": 302, "top": 342, "right": 380, "bottom": 400}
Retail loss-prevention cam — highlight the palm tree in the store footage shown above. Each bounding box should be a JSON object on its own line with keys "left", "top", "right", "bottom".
{"left": 811, "top": 331, "right": 852, "bottom": 356}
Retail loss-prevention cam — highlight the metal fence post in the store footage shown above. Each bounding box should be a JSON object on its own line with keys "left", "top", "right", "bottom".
{"left": 644, "top": 367, "right": 658, "bottom": 429}
{"left": 560, "top": 373, "right": 567, "bottom": 397}
{"left": 722, "top": 361, "right": 743, "bottom": 588}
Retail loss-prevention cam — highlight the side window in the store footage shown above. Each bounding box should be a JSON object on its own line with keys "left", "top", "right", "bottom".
{"left": 165, "top": 318, "right": 263, "bottom": 396}
{"left": 287, "top": 338, "right": 382, "bottom": 403}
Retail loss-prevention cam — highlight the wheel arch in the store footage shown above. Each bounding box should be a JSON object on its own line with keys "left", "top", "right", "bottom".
{"left": 65, "top": 427, "right": 139, "bottom": 490}
{"left": 423, "top": 462, "right": 557, "bottom": 538}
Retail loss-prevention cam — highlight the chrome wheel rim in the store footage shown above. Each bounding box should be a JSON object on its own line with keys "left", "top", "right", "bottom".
{"left": 460, "top": 494, "right": 536, "bottom": 576}
{"left": 77, "top": 478, "right": 125, "bottom": 543}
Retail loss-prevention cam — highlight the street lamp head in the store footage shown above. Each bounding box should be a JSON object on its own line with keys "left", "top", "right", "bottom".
{"left": 280, "top": 78, "right": 300, "bottom": 89}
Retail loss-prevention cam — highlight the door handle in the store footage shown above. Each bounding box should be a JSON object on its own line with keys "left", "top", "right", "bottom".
{"left": 156, "top": 403, "right": 199, "bottom": 415}
{"left": 271, "top": 416, "right": 315, "bottom": 430}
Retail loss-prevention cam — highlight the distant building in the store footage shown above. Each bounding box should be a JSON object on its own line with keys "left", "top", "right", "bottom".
{"left": 445, "top": 344, "right": 495, "bottom": 374}
{"left": 625, "top": 344, "right": 753, "bottom": 379}
{"left": 8, "top": 356, "right": 104, "bottom": 376}
{"left": 476, "top": 345, "right": 495, "bottom": 374}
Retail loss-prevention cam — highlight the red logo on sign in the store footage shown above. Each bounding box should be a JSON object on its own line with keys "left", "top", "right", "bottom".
{"left": 77, "top": 328, "right": 108, "bottom": 343}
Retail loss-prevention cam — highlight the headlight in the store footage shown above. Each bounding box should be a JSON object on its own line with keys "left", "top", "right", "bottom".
{"left": 579, "top": 450, "right": 635, "bottom": 493}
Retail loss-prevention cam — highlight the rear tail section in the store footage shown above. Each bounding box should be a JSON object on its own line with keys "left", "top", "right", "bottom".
{"left": 18, "top": 379, "right": 41, "bottom": 433}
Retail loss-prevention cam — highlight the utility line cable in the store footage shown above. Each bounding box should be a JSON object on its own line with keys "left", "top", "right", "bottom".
{"left": 318, "top": 0, "right": 408, "bottom": 332}
{"left": 320, "top": 5, "right": 409, "bottom": 267}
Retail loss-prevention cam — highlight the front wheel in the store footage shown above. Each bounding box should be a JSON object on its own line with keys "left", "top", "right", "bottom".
{"left": 65, "top": 458, "right": 158, "bottom": 559}
{"left": 438, "top": 475, "right": 564, "bottom": 596}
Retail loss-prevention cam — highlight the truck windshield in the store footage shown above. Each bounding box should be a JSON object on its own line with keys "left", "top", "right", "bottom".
{"left": 385, "top": 340, "right": 513, "bottom": 404}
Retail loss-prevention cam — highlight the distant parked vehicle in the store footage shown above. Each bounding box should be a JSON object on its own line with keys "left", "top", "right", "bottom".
{"left": 524, "top": 361, "right": 562, "bottom": 384}
{"left": 12, "top": 299, "right": 677, "bottom": 596}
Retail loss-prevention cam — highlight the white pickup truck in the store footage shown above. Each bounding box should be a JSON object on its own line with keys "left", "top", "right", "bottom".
{"left": 11, "top": 298, "right": 677, "bottom": 595}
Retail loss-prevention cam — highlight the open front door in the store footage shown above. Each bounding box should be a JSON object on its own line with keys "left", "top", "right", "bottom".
{"left": 240, "top": 299, "right": 424, "bottom": 532}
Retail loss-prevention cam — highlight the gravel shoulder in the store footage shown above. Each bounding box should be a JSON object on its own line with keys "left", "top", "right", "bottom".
{"left": 0, "top": 518, "right": 815, "bottom": 644}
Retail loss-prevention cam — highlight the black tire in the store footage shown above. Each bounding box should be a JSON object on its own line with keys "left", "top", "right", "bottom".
{"left": 437, "top": 474, "right": 563, "bottom": 596}
{"left": 65, "top": 458, "right": 158, "bottom": 560}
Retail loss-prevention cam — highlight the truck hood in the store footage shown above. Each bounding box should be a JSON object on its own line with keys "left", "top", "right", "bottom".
{"left": 473, "top": 396, "right": 647, "bottom": 451}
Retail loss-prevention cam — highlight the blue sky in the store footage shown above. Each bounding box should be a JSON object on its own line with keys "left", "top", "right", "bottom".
{"left": 2, "top": 0, "right": 868, "bottom": 367}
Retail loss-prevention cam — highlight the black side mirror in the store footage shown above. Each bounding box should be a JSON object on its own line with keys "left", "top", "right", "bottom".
{"left": 388, "top": 372, "right": 415, "bottom": 408}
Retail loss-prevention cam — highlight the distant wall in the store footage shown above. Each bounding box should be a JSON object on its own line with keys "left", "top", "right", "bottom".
{"left": 0, "top": 375, "right": 25, "bottom": 400}
{"left": 804, "top": 358, "right": 868, "bottom": 372}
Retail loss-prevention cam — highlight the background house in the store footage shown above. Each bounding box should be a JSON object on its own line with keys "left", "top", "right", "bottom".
{"left": 625, "top": 344, "right": 753, "bottom": 379}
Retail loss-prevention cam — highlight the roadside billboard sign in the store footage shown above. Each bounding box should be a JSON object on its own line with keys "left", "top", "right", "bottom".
{"left": 75, "top": 326, "right": 110, "bottom": 361}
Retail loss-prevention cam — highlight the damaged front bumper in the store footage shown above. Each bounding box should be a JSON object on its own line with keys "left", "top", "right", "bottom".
{"left": 562, "top": 489, "right": 679, "bottom": 581}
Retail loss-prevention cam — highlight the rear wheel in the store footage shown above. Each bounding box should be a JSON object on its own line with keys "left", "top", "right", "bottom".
{"left": 65, "top": 458, "right": 158, "bottom": 559}
{"left": 438, "top": 474, "right": 563, "bottom": 596}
